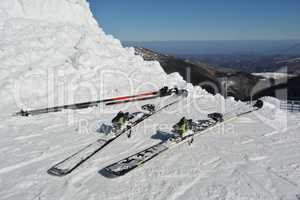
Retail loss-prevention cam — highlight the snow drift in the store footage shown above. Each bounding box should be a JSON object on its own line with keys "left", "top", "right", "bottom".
{"left": 0, "top": 0, "right": 188, "bottom": 115}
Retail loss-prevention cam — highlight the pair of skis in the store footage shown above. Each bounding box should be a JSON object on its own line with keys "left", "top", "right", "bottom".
{"left": 47, "top": 89, "right": 188, "bottom": 176}
{"left": 15, "top": 86, "right": 175, "bottom": 116}
{"left": 99, "top": 100, "right": 264, "bottom": 178}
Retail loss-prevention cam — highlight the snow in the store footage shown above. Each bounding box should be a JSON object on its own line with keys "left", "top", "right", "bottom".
{"left": 0, "top": 0, "right": 187, "bottom": 116}
{"left": 252, "top": 72, "right": 297, "bottom": 80}
{"left": 261, "top": 96, "right": 282, "bottom": 108}
{"left": 2, "top": 95, "right": 300, "bottom": 200}
{"left": 0, "top": 0, "right": 300, "bottom": 200}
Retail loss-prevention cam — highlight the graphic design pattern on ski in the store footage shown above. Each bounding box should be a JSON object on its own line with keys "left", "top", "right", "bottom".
{"left": 99, "top": 100, "right": 264, "bottom": 178}
{"left": 47, "top": 89, "right": 188, "bottom": 176}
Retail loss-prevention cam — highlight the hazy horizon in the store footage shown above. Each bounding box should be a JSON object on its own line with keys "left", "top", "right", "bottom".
{"left": 123, "top": 40, "right": 300, "bottom": 56}
{"left": 124, "top": 39, "right": 300, "bottom": 42}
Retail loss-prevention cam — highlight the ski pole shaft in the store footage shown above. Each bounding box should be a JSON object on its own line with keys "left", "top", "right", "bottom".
{"left": 15, "top": 90, "right": 160, "bottom": 116}
{"left": 105, "top": 95, "right": 160, "bottom": 106}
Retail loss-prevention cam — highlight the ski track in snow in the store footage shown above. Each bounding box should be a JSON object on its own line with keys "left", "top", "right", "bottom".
{"left": 14, "top": 133, "right": 44, "bottom": 140}
{"left": 264, "top": 131, "right": 279, "bottom": 137}
{"left": 241, "top": 139, "right": 255, "bottom": 144}
{"left": 202, "top": 157, "right": 221, "bottom": 166}
{"left": 249, "top": 156, "right": 268, "bottom": 161}
{"left": 169, "top": 173, "right": 208, "bottom": 200}
{"left": 0, "top": 141, "right": 97, "bottom": 175}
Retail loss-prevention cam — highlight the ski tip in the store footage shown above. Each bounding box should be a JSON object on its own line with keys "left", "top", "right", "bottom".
{"left": 98, "top": 168, "right": 120, "bottom": 179}
{"left": 47, "top": 167, "right": 69, "bottom": 177}
{"left": 183, "top": 89, "right": 189, "bottom": 97}
{"left": 13, "top": 110, "right": 30, "bottom": 117}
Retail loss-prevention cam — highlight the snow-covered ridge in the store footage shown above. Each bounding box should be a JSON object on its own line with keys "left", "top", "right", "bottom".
{"left": 252, "top": 72, "right": 297, "bottom": 80}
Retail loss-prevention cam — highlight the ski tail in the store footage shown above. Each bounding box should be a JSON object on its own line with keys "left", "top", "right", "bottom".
{"left": 47, "top": 139, "right": 109, "bottom": 176}
{"left": 99, "top": 142, "right": 168, "bottom": 178}
{"left": 99, "top": 99, "right": 263, "bottom": 178}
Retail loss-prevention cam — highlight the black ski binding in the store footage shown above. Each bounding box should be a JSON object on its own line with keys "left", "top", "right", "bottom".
{"left": 172, "top": 87, "right": 188, "bottom": 97}
{"left": 159, "top": 86, "right": 172, "bottom": 97}
{"left": 141, "top": 104, "right": 156, "bottom": 113}
{"left": 171, "top": 117, "right": 193, "bottom": 140}
{"left": 208, "top": 113, "right": 224, "bottom": 122}
{"left": 97, "top": 124, "right": 114, "bottom": 135}
{"left": 111, "top": 111, "right": 132, "bottom": 131}
{"left": 19, "top": 109, "right": 30, "bottom": 117}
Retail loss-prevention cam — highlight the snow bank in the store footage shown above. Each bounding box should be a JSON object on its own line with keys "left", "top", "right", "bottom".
{"left": 261, "top": 96, "right": 281, "bottom": 108}
{"left": 0, "top": 0, "right": 193, "bottom": 114}
{"left": 255, "top": 97, "right": 290, "bottom": 131}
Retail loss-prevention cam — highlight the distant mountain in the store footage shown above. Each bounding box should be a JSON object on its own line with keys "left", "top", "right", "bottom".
{"left": 134, "top": 47, "right": 300, "bottom": 100}
{"left": 188, "top": 54, "right": 300, "bottom": 74}
{"left": 281, "top": 42, "right": 300, "bottom": 55}
{"left": 134, "top": 47, "right": 221, "bottom": 94}
{"left": 124, "top": 40, "right": 300, "bottom": 56}
{"left": 134, "top": 47, "right": 261, "bottom": 100}
{"left": 253, "top": 76, "right": 300, "bottom": 101}
{"left": 276, "top": 57, "right": 300, "bottom": 74}
{"left": 125, "top": 40, "right": 300, "bottom": 74}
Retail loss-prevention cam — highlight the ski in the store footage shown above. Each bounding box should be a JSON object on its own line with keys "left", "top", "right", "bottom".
{"left": 15, "top": 86, "right": 173, "bottom": 116}
{"left": 47, "top": 89, "right": 188, "bottom": 176}
{"left": 99, "top": 100, "right": 264, "bottom": 178}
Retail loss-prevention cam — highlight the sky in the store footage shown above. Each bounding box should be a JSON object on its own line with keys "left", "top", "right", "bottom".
{"left": 89, "top": 0, "right": 300, "bottom": 41}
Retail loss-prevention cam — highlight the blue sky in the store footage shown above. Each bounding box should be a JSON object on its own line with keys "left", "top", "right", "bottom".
{"left": 89, "top": 0, "right": 300, "bottom": 41}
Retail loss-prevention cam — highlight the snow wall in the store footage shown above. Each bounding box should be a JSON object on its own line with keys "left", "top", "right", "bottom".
{"left": 0, "top": 0, "right": 205, "bottom": 114}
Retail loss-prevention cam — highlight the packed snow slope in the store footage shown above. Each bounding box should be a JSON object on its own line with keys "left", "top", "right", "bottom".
{"left": 0, "top": 0, "right": 300, "bottom": 200}
{"left": 1, "top": 94, "right": 300, "bottom": 200}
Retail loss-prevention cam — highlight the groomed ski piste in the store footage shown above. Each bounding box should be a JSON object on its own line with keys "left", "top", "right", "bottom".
{"left": 0, "top": 1, "right": 300, "bottom": 200}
